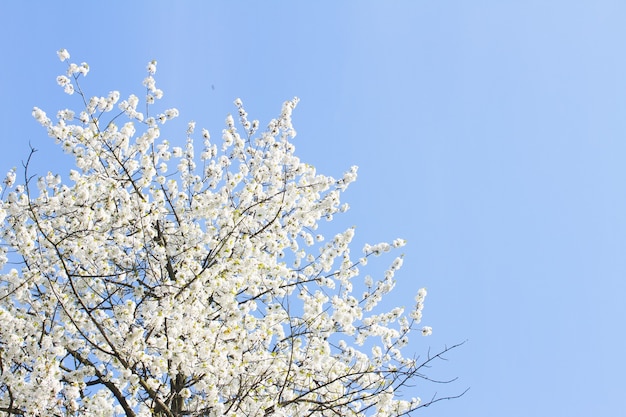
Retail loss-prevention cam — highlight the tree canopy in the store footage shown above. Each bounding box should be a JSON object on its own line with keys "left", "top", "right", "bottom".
{"left": 0, "top": 50, "right": 462, "bottom": 416}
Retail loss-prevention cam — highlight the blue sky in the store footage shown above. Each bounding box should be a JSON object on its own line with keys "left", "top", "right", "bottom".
{"left": 2, "top": 1, "right": 626, "bottom": 416}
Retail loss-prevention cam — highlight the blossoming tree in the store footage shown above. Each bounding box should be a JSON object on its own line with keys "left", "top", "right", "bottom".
{"left": 0, "top": 50, "right": 463, "bottom": 416}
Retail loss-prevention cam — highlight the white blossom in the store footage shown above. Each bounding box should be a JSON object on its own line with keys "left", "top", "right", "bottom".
{"left": 3, "top": 168, "right": 16, "bottom": 188}
{"left": 146, "top": 59, "right": 157, "bottom": 75}
{"left": 57, "top": 48, "right": 70, "bottom": 62}
{"left": 56, "top": 75, "right": 71, "bottom": 86}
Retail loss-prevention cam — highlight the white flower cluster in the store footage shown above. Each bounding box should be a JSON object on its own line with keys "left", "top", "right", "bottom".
{"left": 55, "top": 49, "right": 89, "bottom": 95}
{"left": 0, "top": 50, "right": 434, "bottom": 417}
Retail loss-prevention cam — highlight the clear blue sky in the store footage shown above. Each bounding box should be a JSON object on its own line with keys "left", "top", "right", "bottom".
{"left": 2, "top": 2, "right": 626, "bottom": 416}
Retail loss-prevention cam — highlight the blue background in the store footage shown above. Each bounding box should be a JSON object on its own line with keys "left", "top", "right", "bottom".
{"left": 2, "top": 2, "right": 625, "bottom": 415}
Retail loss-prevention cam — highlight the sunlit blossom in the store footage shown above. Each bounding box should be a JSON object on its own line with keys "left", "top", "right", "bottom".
{"left": 57, "top": 48, "right": 70, "bottom": 62}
